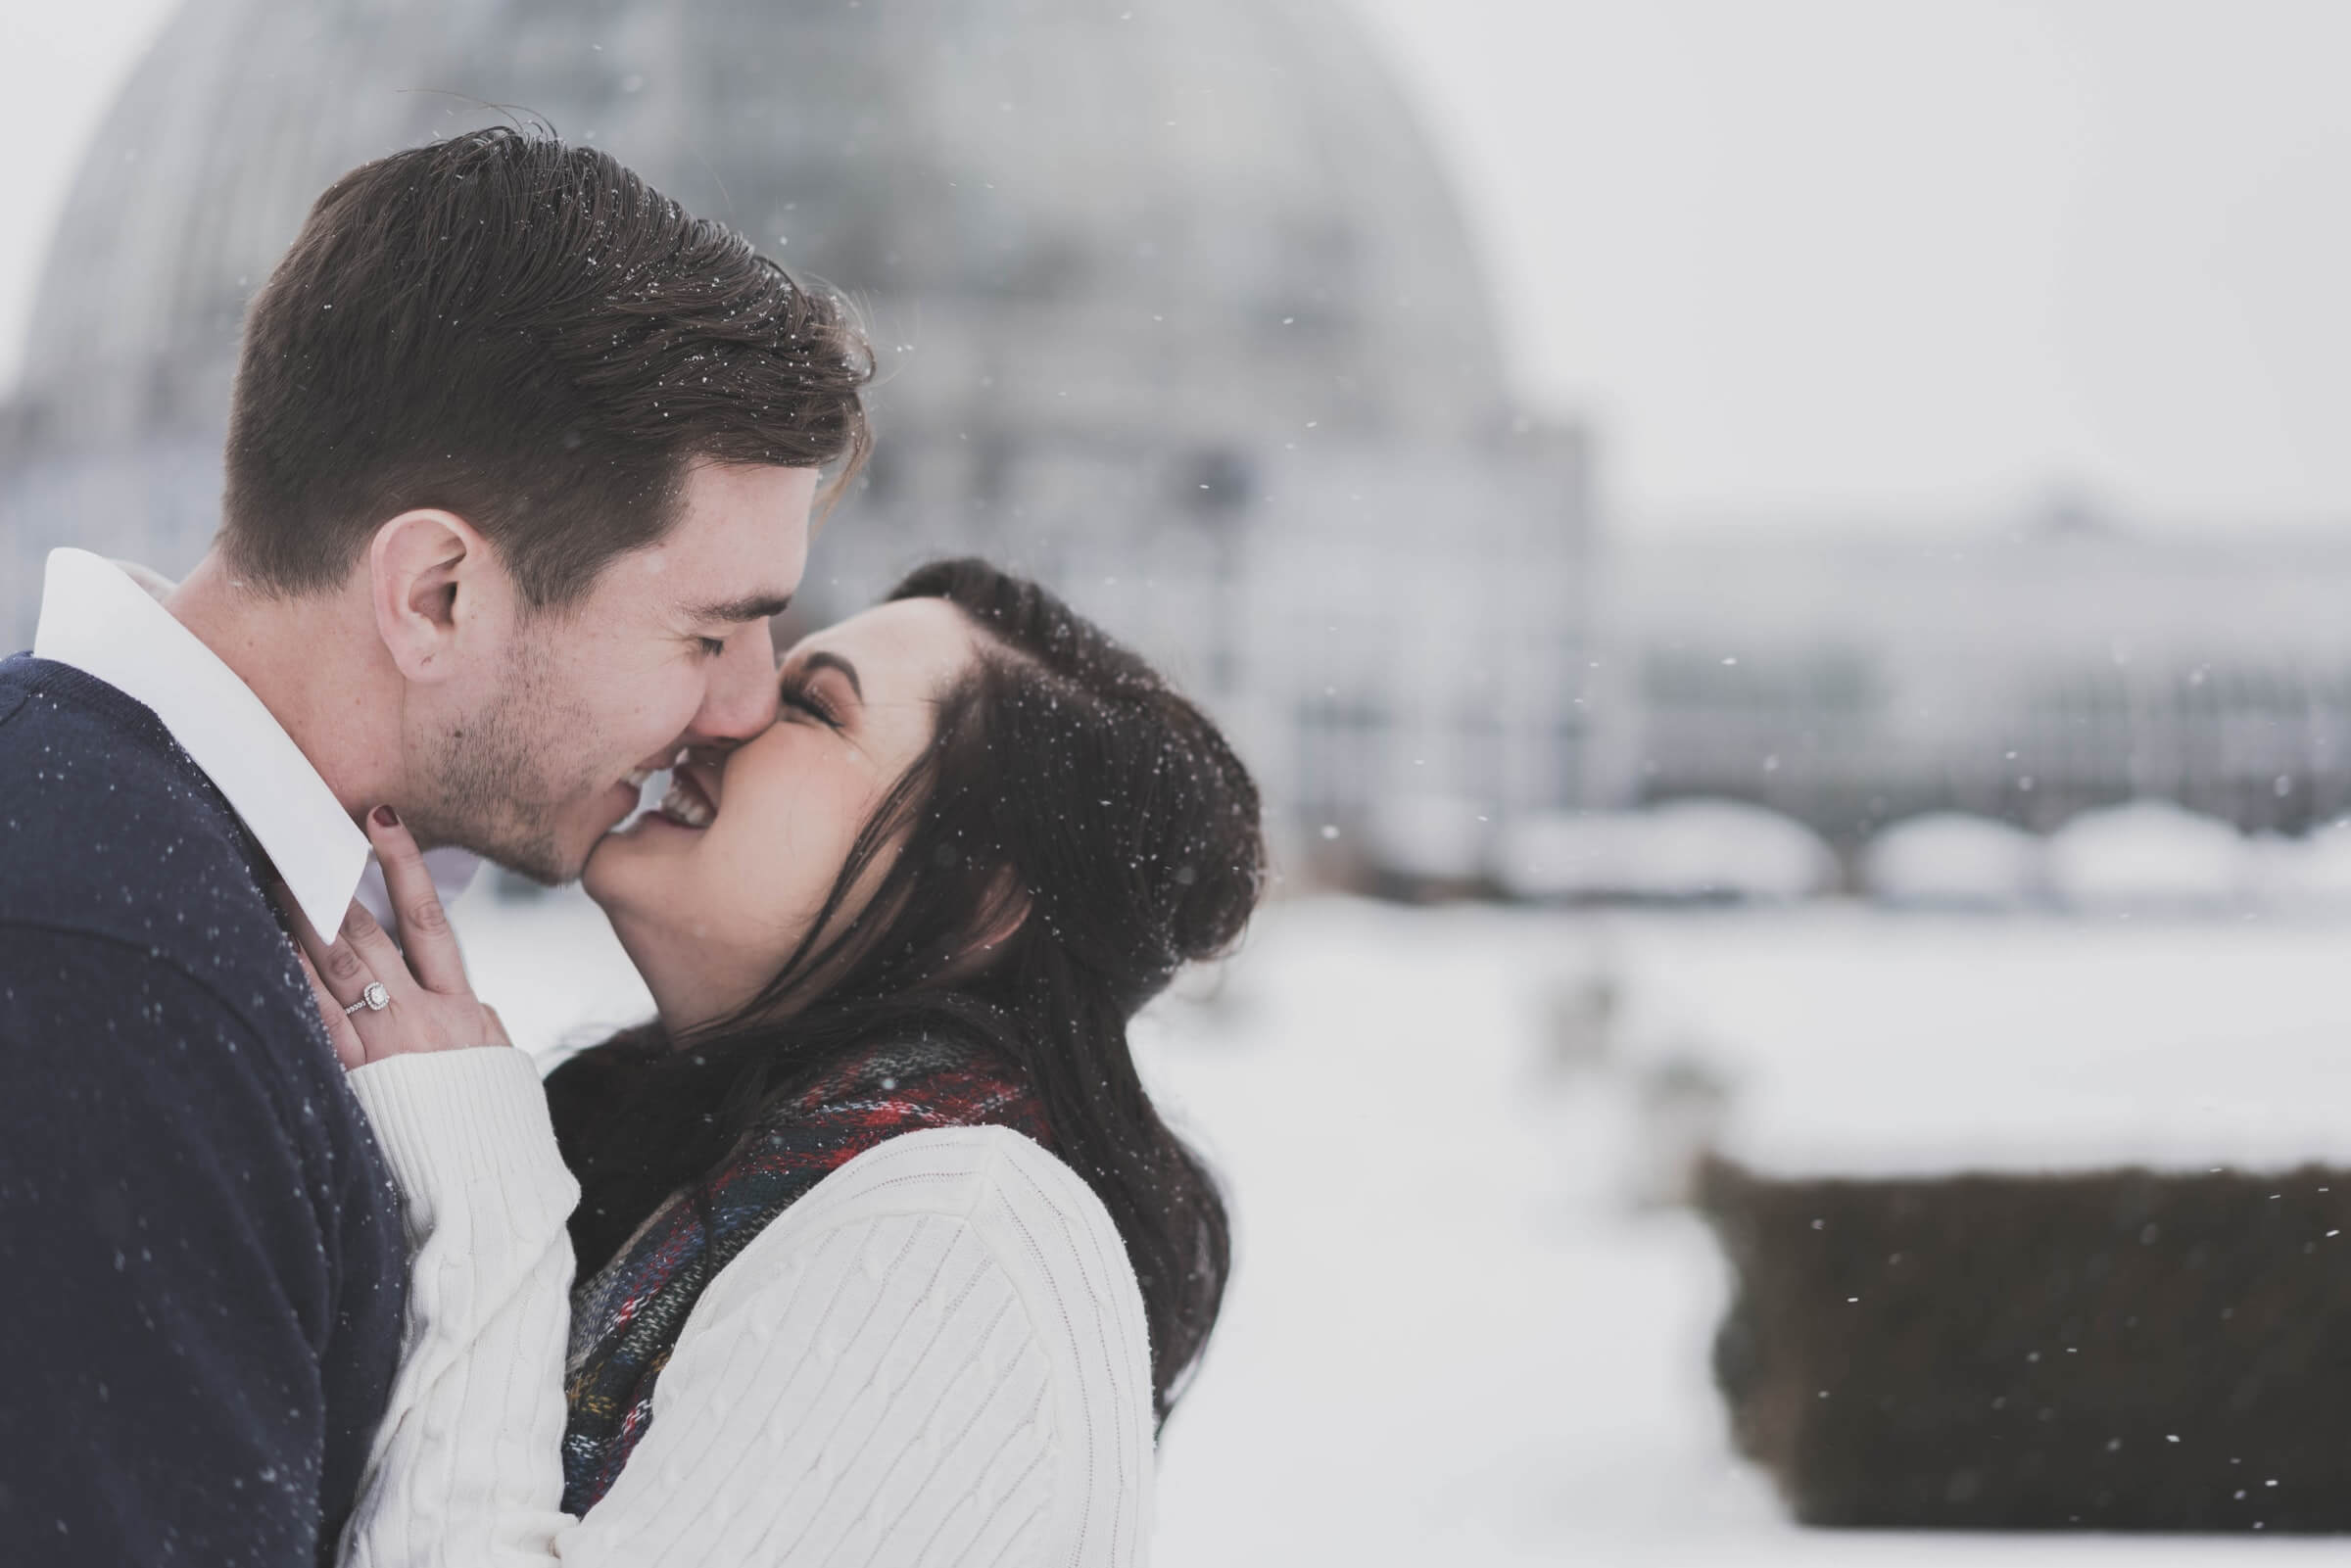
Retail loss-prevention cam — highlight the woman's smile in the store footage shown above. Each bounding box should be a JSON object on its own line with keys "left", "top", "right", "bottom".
{"left": 652, "top": 756, "right": 723, "bottom": 829}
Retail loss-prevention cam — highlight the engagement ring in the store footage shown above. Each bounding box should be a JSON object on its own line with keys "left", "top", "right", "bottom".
{"left": 343, "top": 981, "right": 390, "bottom": 1017}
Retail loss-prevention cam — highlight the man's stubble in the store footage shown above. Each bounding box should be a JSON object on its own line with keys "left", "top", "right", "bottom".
{"left": 410, "top": 634, "right": 607, "bottom": 885}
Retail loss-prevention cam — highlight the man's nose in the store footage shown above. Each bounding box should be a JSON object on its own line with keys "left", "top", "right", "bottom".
{"left": 694, "top": 629, "right": 780, "bottom": 741}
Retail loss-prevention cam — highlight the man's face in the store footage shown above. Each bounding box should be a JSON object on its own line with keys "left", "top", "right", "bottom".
{"left": 410, "top": 460, "right": 818, "bottom": 882}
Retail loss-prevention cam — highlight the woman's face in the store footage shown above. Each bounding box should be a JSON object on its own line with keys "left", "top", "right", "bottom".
{"left": 583, "top": 595, "right": 982, "bottom": 1032}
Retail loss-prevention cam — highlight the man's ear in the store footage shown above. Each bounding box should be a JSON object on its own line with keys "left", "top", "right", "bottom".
{"left": 367, "top": 509, "right": 503, "bottom": 684}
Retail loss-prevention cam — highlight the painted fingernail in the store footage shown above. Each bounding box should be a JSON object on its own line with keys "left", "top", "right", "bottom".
{"left": 372, "top": 805, "right": 400, "bottom": 829}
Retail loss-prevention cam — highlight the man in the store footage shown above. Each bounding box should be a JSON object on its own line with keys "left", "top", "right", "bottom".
{"left": 0, "top": 128, "right": 871, "bottom": 1563}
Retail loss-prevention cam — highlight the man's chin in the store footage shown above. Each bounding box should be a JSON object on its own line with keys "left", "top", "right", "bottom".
{"left": 539, "top": 796, "right": 648, "bottom": 886}
{"left": 412, "top": 785, "right": 631, "bottom": 888}
{"left": 504, "top": 854, "right": 580, "bottom": 889}
{"left": 468, "top": 816, "right": 596, "bottom": 888}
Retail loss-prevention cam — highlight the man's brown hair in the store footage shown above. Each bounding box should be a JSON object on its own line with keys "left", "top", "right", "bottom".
{"left": 221, "top": 128, "right": 872, "bottom": 606}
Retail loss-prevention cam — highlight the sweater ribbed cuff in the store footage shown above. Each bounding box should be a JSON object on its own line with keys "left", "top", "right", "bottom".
{"left": 346, "top": 1048, "right": 577, "bottom": 1234}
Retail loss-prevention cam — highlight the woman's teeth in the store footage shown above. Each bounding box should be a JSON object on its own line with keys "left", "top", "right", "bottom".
{"left": 659, "top": 776, "right": 715, "bottom": 828}
{"left": 623, "top": 768, "right": 652, "bottom": 790}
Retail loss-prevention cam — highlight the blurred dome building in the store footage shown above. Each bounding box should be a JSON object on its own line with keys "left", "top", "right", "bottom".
{"left": 0, "top": 0, "right": 1597, "bottom": 860}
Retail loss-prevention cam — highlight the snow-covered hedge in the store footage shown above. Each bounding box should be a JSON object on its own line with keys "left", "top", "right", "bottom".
{"left": 1862, "top": 812, "right": 2043, "bottom": 910}
{"left": 2044, "top": 800, "right": 2253, "bottom": 912}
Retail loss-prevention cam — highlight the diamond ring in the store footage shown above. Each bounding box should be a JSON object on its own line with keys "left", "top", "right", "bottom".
{"left": 343, "top": 981, "right": 391, "bottom": 1017}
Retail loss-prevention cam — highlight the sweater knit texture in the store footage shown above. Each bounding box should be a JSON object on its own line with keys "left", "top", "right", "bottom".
{"left": 337, "top": 1052, "right": 1157, "bottom": 1566}
{"left": 559, "top": 1037, "right": 1051, "bottom": 1513}
{"left": 0, "top": 655, "right": 406, "bottom": 1565}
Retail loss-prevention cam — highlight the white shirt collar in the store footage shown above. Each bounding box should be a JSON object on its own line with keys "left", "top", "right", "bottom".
{"left": 33, "top": 547, "right": 374, "bottom": 937}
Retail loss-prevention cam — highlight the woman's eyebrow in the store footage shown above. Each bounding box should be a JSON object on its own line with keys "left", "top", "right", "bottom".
{"left": 798, "top": 649, "right": 864, "bottom": 700}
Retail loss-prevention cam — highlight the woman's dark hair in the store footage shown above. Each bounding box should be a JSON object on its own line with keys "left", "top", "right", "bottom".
{"left": 547, "top": 558, "right": 1267, "bottom": 1423}
{"left": 223, "top": 126, "right": 873, "bottom": 608}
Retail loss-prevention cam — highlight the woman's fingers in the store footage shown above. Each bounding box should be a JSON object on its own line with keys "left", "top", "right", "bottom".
{"left": 363, "top": 806, "right": 470, "bottom": 994}
{"left": 273, "top": 862, "right": 506, "bottom": 1069}
{"left": 294, "top": 945, "right": 368, "bottom": 1070}
{"left": 333, "top": 897, "right": 414, "bottom": 1004}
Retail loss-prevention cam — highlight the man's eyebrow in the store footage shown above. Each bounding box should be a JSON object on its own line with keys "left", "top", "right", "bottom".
{"left": 799, "top": 649, "right": 863, "bottom": 700}
{"left": 687, "top": 592, "right": 793, "bottom": 624}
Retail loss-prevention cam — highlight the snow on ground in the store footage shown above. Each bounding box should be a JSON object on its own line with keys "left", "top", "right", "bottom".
{"left": 446, "top": 879, "right": 2351, "bottom": 1562}
{"left": 1604, "top": 906, "right": 2351, "bottom": 1178}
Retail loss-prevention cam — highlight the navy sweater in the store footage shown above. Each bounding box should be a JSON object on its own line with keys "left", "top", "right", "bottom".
{"left": 0, "top": 655, "right": 406, "bottom": 1565}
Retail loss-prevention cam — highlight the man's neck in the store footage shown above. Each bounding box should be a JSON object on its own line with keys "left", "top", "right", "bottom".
{"left": 167, "top": 551, "right": 398, "bottom": 817}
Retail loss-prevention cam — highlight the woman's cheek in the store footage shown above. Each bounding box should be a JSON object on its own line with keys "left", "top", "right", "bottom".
{"left": 744, "top": 783, "right": 844, "bottom": 931}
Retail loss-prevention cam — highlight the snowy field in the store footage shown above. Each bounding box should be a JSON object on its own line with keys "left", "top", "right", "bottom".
{"left": 449, "top": 881, "right": 2351, "bottom": 1563}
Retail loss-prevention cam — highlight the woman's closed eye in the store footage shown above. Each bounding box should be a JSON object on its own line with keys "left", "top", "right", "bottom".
{"left": 779, "top": 677, "right": 841, "bottom": 729}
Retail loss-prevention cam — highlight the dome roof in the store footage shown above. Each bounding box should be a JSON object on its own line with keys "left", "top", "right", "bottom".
{"left": 17, "top": 0, "right": 1510, "bottom": 448}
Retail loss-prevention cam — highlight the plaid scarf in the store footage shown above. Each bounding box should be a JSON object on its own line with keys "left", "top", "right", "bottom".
{"left": 558, "top": 1036, "right": 1050, "bottom": 1514}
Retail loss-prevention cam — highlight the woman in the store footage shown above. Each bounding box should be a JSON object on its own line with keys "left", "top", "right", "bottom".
{"left": 294, "top": 559, "right": 1265, "bottom": 1566}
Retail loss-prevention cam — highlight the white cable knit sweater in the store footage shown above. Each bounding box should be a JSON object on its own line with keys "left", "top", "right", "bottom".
{"left": 336, "top": 1047, "right": 1156, "bottom": 1567}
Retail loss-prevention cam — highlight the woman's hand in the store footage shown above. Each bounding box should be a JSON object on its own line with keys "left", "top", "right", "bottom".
{"left": 284, "top": 806, "right": 512, "bottom": 1070}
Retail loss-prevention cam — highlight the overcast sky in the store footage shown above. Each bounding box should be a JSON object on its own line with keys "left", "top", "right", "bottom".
{"left": 5, "top": 0, "right": 2348, "bottom": 531}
